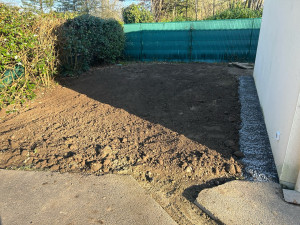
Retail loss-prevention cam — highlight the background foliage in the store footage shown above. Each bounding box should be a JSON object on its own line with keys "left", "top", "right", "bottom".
{"left": 57, "top": 0, "right": 123, "bottom": 21}
{"left": 21, "top": 0, "right": 55, "bottom": 13}
{"left": 207, "top": 4, "right": 262, "bottom": 20}
{"left": 124, "top": 0, "right": 263, "bottom": 23}
{"left": 122, "top": 4, "right": 154, "bottom": 24}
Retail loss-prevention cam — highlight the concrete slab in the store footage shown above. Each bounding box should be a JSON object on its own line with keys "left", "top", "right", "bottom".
{"left": 283, "top": 189, "right": 300, "bottom": 205}
{"left": 0, "top": 170, "right": 177, "bottom": 225}
{"left": 195, "top": 180, "right": 300, "bottom": 225}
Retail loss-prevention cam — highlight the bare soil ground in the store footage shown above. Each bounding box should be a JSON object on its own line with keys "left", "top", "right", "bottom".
{"left": 0, "top": 63, "right": 249, "bottom": 224}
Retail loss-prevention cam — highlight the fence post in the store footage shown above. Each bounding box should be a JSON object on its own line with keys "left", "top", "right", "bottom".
{"left": 248, "top": 18, "right": 255, "bottom": 62}
{"left": 140, "top": 24, "right": 143, "bottom": 61}
{"left": 189, "top": 23, "right": 193, "bottom": 62}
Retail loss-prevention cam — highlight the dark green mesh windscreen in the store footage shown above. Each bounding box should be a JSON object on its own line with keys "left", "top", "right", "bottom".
{"left": 123, "top": 18, "right": 261, "bottom": 62}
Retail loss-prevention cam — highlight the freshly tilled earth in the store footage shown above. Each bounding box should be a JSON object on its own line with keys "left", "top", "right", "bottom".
{"left": 0, "top": 63, "right": 244, "bottom": 224}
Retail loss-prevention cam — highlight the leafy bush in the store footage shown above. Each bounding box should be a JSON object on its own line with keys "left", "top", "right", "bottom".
{"left": 123, "top": 4, "right": 154, "bottom": 24}
{"left": 207, "top": 6, "right": 262, "bottom": 20}
{"left": 0, "top": 3, "right": 60, "bottom": 109}
{"left": 58, "top": 15, "right": 125, "bottom": 75}
{"left": 0, "top": 4, "right": 125, "bottom": 109}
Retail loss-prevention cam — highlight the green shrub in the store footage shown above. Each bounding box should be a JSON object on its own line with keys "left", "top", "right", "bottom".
{"left": 0, "top": 3, "right": 60, "bottom": 109}
{"left": 207, "top": 6, "right": 262, "bottom": 20}
{"left": 0, "top": 4, "right": 125, "bottom": 109}
{"left": 58, "top": 15, "right": 125, "bottom": 76}
{"left": 0, "top": 4, "right": 36, "bottom": 75}
{"left": 123, "top": 4, "right": 154, "bottom": 24}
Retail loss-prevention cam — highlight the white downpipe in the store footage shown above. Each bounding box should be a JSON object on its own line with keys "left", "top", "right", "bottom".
{"left": 295, "top": 170, "right": 300, "bottom": 192}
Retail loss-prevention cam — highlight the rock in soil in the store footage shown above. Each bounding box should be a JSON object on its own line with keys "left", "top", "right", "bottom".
{"left": 91, "top": 163, "right": 102, "bottom": 172}
{"left": 224, "top": 139, "right": 236, "bottom": 147}
{"left": 233, "top": 151, "right": 245, "bottom": 158}
{"left": 50, "top": 165, "right": 59, "bottom": 171}
{"left": 225, "top": 163, "right": 236, "bottom": 174}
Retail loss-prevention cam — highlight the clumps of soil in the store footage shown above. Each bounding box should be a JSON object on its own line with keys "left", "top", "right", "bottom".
{"left": 1, "top": 126, "right": 240, "bottom": 179}
{"left": 0, "top": 63, "right": 244, "bottom": 225}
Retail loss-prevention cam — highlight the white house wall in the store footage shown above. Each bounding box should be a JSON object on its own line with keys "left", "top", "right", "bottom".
{"left": 254, "top": 0, "right": 300, "bottom": 188}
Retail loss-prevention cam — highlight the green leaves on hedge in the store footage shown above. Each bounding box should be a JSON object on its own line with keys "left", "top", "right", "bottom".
{"left": 58, "top": 15, "right": 125, "bottom": 76}
{"left": 1, "top": 3, "right": 125, "bottom": 109}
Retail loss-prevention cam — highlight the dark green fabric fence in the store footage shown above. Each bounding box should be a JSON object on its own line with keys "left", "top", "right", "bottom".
{"left": 123, "top": 18, "right": 261, "bottom": 62}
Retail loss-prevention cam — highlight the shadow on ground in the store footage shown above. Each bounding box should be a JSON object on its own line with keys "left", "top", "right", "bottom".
{"left": 182, "top": 177, "right": 235, "bottom": 203}
{"left": 59, "top": 63, "right": 241, "bottom": 160}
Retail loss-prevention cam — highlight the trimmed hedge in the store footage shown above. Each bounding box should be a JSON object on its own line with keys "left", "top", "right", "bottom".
{"left": 58, "top": 15, "right": 125, "bottom": 76}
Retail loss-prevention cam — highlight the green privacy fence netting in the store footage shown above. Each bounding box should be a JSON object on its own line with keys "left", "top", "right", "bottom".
{"left": 123, "top": 18, "right": 261, "bottom": 62}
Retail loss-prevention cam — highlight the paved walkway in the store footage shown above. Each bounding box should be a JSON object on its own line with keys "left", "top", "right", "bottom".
{"left": 195, "top": 180, "right": 300, "bottom": 225}
{"left": 0, "top": 170, "right": 177, "bottom": 225}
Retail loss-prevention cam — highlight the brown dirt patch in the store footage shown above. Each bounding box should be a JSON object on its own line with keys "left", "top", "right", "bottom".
{"left": 0, "top": 62, "right": 247, "bottom": 224}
